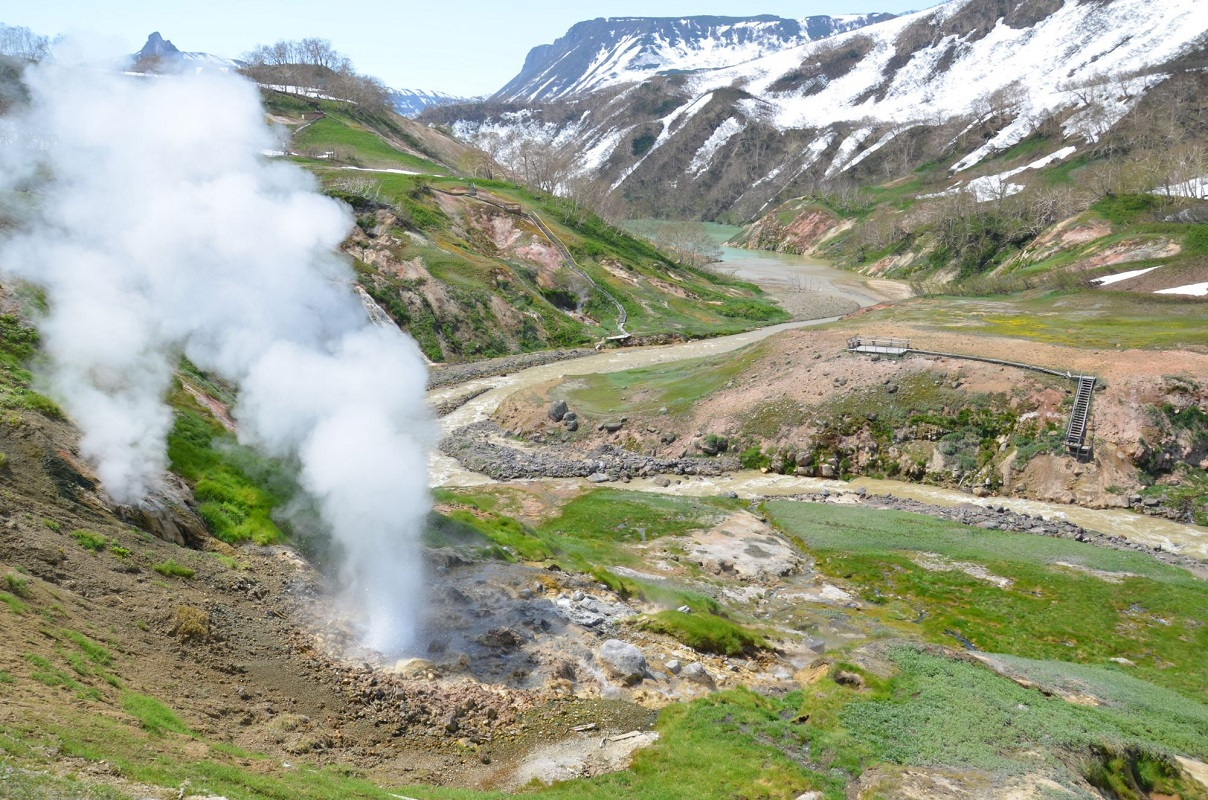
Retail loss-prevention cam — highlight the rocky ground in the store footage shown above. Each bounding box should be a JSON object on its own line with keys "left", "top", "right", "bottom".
{"left": 0, "top": 397, "right": 862, "bottom": 793}
{"left": 440, "top": 420, "right": 739, "bottom": 481}
{"left": 489, "top": 322, "right": 1208, "bottom": 518}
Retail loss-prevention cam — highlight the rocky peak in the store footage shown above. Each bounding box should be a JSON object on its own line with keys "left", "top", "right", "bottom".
{"left": 137, "top": 31, "right": 181, "bottom": 60}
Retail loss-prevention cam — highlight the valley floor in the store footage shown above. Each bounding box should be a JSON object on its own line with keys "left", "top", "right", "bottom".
{"left": 2, "top": 252, "right": 1207, "bottom": 800}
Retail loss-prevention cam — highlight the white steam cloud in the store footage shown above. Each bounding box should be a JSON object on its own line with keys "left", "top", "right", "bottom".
{"left": 0, "top": 58, "right": 433, "bottom": 654}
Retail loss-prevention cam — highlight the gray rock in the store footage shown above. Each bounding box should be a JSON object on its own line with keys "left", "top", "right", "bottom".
{"left": 664, "top": 659, "right": 682, "bottom": 675}
{"left": 679, "top": 662, "right": 714, "bottom": 687}
{"left": 587, "top": 472, "right": 613, "bottom": 483}
{"left": 565, "top": 419, "right": 579, "bottom": 432}
{"left": 599, "top": 421, "right": 624, "bottom": 433}
{"left": 653, "top": 477, "right": 671, "bottom": 487}
{"left": 819, "top": 464, "right": 836, "bottom": 478}
{"left": 599, "top": 639, "right": 649, "bottom": 685}
{"left": 834, "top": 669, "right": 865, "bottom": 688}
{"left": 548, "top": 400, "right": 568, "bottom": 422}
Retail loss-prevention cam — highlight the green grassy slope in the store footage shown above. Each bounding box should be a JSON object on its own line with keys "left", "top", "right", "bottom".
{"left": 334, "top": 175, "right": 786, "bottom": 362}
{"left": 766, "top": 501, "right": 1208, "bottom": 701}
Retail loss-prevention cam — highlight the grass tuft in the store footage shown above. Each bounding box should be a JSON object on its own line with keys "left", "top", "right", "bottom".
{"left": 120, "top": 691, "right": 190, "bottom": 735}
{"left": 637, "top": 610, "right": 769, "bottom": 656}
{"left": 152, "top": 560, "right": 194, "bottom": 579}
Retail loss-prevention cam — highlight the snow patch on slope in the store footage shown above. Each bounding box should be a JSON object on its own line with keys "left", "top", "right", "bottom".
{"left": 1155, "top": 282, "right": 1208, "bottom": 297}
{"left": 1093, "top": 267, "right": 1160, "bottom": 286}
{"left": 686, "top": 0, "right": 1207, "bottom": 165}
{"left": 927, "top": 146, "right": 1077, "bottom": 202}
{"left": 689, "top": 117, "right": 743, "bottom": 175}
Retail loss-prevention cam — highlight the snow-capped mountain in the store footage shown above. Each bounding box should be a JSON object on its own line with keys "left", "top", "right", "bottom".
{"left": 435, "top": 0, "right": 1208, "bottom": 220}
{"left": 389, "top": 88, "right": 473, "bottom": 117}
{"left": 124, "top": 32, "right": 241, "bottom": 75}
{"left": 494, "top": 13, "right": 895, "bottom": 103}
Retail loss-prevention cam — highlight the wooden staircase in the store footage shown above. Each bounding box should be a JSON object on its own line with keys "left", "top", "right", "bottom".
{"left": 846, "top": 332, "right": 1098, "bottom": 461}
{"left": 1065, "top": 375, "right": 1096, "bottom": 458}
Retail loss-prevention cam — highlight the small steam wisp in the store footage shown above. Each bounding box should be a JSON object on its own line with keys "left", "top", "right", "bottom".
{"left": 0, "top": 57, "right": 432, "bottom": 654}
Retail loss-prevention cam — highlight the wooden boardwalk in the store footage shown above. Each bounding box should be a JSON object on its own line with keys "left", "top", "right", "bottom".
{"left": 846, "top": 335, "right": 1096, "bottom": 459}
{"left": 1065, "top": 375, "right": 1096, "bottom": 457}
{"left": 847, "top": 336, "right": 910, "bottom": 355}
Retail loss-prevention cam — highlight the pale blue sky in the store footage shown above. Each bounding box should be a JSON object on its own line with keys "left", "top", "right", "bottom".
{"left": 1, "top": 0, "right": 930, "bottom": 96}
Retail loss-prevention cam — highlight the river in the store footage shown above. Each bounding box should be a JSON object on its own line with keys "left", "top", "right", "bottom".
{"left": 426, "top": 238, "right": 1208, "bottom": 561}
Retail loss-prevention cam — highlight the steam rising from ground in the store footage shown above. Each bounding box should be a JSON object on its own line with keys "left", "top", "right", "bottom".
{"left": 0, "top": 59, "right": 433, "bottom": 654}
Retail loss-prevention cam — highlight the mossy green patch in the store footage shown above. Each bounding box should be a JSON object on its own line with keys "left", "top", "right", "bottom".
{"left": 120, "top": 692, "right": 190, "bottom": 735}
{"left": 564, "top": 342, "right": 767, "bottom": 418}
{"left": 70, "top": 530, "right": 108, "bottom": 553}
{"left": 167, "top": 382, "right": 292, "bottom": 545}
{"left": 636, "top": 610, "right": 769, "bottom": 656}
{"left": 766, "top": 501, "right": 1208, "bottom": 700}
{"left": 151, "top": 560, "right": 194, "bottom": 579}
{"left": 842, "top": 647, "right": 1208, "bottom": 770}
{"left": 291, "top": 116, "right": 446, "bottom": 174}
{"left": 0, "top": 315, "right": 63, "bottom": 419}
{"left": 858, "top": 290, "right": 1208, "bottom": 350}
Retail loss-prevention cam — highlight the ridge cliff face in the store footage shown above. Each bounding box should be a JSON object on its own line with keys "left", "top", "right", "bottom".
{"left": 493, "top": 13, "right": 896, "bottom": 103}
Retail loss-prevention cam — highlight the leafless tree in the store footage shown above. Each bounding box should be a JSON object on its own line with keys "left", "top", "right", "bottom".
{"left": 241, "top": 38, "right": 388, "bottom": 111}
{"left": 649, "top": 221, "right": 722, "bottom": 268}
{"left": 0, "top": 23, "right": 53, "bottom": 61}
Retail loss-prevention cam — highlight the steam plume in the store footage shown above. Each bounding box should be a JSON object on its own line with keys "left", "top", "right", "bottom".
{"left": 0, "top": 56, "right": 433, "bottom": 653}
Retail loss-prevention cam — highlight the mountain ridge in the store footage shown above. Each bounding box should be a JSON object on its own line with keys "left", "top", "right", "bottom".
{"left": 493, "top": 12, "right": 896, "bottom": 103}
{"left": 389, "top": 87, "right": 474, "bottom": 117}
{"left": 433, "top": 0, "right": 1208, "bottom": 222}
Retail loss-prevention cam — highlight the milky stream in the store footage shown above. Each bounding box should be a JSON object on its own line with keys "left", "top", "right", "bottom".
{"left": 428, "top": 248, "right": 1208, "bottom": 561}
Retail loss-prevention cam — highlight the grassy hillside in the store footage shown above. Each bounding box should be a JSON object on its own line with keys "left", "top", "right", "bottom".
{"left": 263, "top": 91, "right": 459, "bottom": 174}
{"left": 329, "top": 175, "right": 786, "bottom": 362}
{"left": 6, "top": 487, "right": 1205, "bottom": 800}
{"left": 258, "top": 91, "right": 787, "bottom": 363}
{"left": 730, "top": 71, "right": 1208, "bottom": 298}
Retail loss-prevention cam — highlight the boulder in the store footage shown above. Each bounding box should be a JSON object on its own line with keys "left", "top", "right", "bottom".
{"left": 599, "top": 639, "right": 649, "bottom": 685}
{"left": 548, "top": 400, "right": 568, "bottom": 422}
{"left": 115, "top": 474, "right": 208, "bottom": 548}
{"left": 678, "top": 662, "right": 714, "bottom": 687}
{"left": 391, "top": 658, "right": 441, "bottom": 680}
{"left": 834, "top": 669, "right": 865, "bottom": 688}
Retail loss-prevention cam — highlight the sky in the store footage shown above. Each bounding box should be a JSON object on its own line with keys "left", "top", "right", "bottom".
{"left": 1, "top": 0, "right": 932, "bottom": 97}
